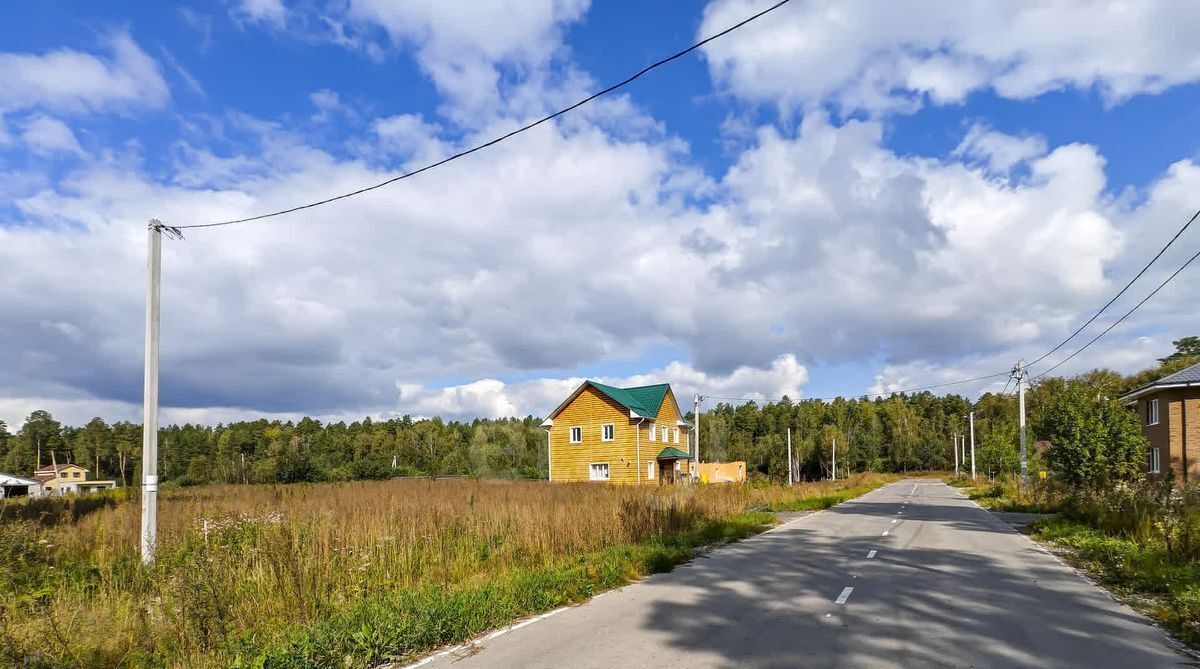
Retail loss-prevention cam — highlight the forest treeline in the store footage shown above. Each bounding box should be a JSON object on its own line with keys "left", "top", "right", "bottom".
{"left": 1, "top": 338, "right": 1196, "bottom": 487}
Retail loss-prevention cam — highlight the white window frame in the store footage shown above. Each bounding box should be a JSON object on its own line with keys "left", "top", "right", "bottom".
{"left": 1149, "top": 447, "right": 1161, "bottom": 474}
{"left": 673, "top": 428, "right": 680, "bottom": 444}
{"left": 601, "top": 423, "right": 615, "bottom": 442}
{"left": 589, "top": 462, "right": 610, "bottom": 481}
{"left": 648, "top": 423, "right": 656, "bottom": 441}
{"left": 1147, "top": 399, "right": 1160, "bottom": 426}
{"left": 661, "top": 426, "right": 669, "bottom": 442}
{"left": 569, "top": 426, "right": 583, "bottom": 444}
{"left": 647, "top": 461, "right": 655, "bottom": 479}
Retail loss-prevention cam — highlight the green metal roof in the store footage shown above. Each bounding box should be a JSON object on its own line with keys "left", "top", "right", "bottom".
{"left": 589, "top": 382, "right": 670, "bottom": 419}
{"left": 656, "top": 446, "right": 691, "bottom": 460}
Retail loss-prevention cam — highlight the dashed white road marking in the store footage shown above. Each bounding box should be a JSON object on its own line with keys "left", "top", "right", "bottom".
{"left": 867, "top": 550, "right": 877, "bottom": 559}
{"left": 835, "top": 587, "right": 854, "bottom": 604}
{"left": 882, "top": 530, "right": 889, "bottom": 536}
{"left": 891, "top": 519, "right": 898, "bottom": 524}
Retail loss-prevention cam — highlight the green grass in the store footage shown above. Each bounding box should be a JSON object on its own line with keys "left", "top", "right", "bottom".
{"left": 227, "top": 512, "right": 774, "bottom": 669}
{"left": 763, "top": 485, "right": 882, "bottom": 512}
{"left": 943, "top": 475, "right": 1065, "bottom": 514}
{"left": 1032, "top": 516, "right": 1200, "bottom": 645}
{"left": 1, "top": 476, "right": 898, "bottom": 668}
{"left": 748, "top": 473, "right": 905, "bottom": 513}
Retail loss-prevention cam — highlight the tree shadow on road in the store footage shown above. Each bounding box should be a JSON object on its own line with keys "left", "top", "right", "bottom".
{"left": 641, "top": 486, "right": 1193, "bottom": 669}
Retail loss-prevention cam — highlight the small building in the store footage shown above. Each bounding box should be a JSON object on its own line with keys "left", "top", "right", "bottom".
{"left": 1120, "top": 361, "right": 1200, "bottom": 481}
{"left": 0, "top": 471, "right": 43, "bottom": 498}
{"left": 34, "top": 464, "right": 118, "bottom": 495}
{"left": 698, "top": 461, "right": 747, "bottom": 483}
{"left": 541, "top": 381, "right": 693, "bottom": 484}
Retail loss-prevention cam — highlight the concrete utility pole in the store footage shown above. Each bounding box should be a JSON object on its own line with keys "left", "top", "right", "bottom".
{"left": 786, "top": 427, "right": 793, "bottom": 485}
{"left": 969, "top": 411, "right": 976, "bottom": 480}
{"left": 953, "top": 433, "right": 959, "bottom": 476}
{"left": 1016, "top": 359, "right": 1028, "bottom": 482}
{"left": 693, "top": 394, "right": 702, "bottom": 479}
{"left": 831, "top": 437, "right": 837, "bottom": 482}
{"left": 141, "top": 221, "right": 162, "bottom": 564}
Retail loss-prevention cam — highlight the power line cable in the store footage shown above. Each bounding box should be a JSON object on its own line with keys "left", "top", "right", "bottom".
{"left": 1033, "top": 245, "right": 1200, "bottom": 380}
{"left": 174, "top": 0, "right": 794, "bottom": 231}
{"left": 1027, "top": 206, "right": 1200, "bottom": 367}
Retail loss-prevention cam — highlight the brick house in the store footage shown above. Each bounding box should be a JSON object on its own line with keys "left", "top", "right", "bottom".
{"left": 1120, "top": 361, "right": 1200, "bottom": 481}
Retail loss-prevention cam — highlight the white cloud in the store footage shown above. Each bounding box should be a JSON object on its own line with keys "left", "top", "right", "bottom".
{"left": 394, "top": 354, "right": 809, "bottom": 420}
{"left": 19, "top": 116, "right": 84, "bottom": 156}
{"left": 340, "top": 0, "right": 590, "bottom": 120}
{"left": 179, "top": 8, "right": 215, "bottom": 53}
{"left": 369, "top": 113, "right": 447, "bottom": 160}
{"left": 953, "top": 123, "right": 1047, "bottom": 173}
{"left": 309, "top": 89, "right": 342, "bottom": 123}
{"left": 700, "top": 0, "right": 1200, "bottom": 113}
{"left": 231, "top": 0, "right": 287, "bottom": 29}
{"left": 2, "top": 102, "right": 1198, "bottom": 427}
{"left": 0, "top": 30, "right": 169, "bottom": 114}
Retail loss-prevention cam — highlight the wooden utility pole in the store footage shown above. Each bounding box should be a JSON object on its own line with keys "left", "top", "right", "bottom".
{"left": 141, "top": 221, "right": 162, "bottom": 563}
{"left": 831, "top": 437, "right": 837, "bottom": 481}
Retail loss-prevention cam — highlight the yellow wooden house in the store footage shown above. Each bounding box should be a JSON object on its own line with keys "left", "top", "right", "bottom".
{"left": 34, "top": 463, "right": 117, "bottom": 495}
{"left": 541, "top": 381, "right": 693, "bottom": 484}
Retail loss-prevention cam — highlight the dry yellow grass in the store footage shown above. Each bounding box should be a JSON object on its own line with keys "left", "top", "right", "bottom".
{"left": 1, "top": 474, "right": 896, "bottom": 668}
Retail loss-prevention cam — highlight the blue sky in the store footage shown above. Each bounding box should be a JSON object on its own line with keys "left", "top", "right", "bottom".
{"left": 2, "top": 0, "right": 1200, "bottom": 426}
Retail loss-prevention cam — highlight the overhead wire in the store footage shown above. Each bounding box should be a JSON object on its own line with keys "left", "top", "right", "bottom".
{"left": 173, "top": 0, "right": 794, "bottom": 231}
{"left": 1026, "top": 207, "right": 1200, "bottom": 367}
{"left": 1032, "top": 245, "right": 1200, "bottom": 380}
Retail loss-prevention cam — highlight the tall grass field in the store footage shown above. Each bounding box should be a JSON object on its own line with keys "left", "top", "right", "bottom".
{"left": 1, "top": 474, "right": 895, "bottom": 668}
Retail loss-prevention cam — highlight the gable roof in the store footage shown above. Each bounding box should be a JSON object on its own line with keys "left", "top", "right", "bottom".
{"left": 544, "top": 381, "right": 673, "bottom": 424}
{"left": 656, "top": 446, "right": 691, "bottom": 460}
{"left": 590, "top": 382, "right": 670, "bottom": 419}
{"left": 1120, "top": 361, "right": 1200, "bottom": 402}
{"left": 33, "top": 464, "right": 87, "bottom": 475}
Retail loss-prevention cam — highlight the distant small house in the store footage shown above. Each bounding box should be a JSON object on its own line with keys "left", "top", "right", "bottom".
{"left": 34, "top": 464, "right": 117, "bottom": 496}
{"left": 0, "top": 471, "right": 43, "bottom": 498}
{"left": 1120, "top": 361, "right": 1200, "bottom": 481}
{"left": 541, "top": 381, "right": 693, "bottom": 484}
{"left": 698, "top": 461, "right": 746, "bottom": 483}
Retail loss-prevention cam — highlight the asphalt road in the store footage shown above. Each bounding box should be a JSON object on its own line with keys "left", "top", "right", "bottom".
{"left": 411, "top": 480, "right": 1192, "bottom": 668}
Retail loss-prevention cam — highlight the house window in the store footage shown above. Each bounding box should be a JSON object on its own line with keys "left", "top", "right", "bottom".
{"left": 661, "top": 427, "right": 669, "bottom": 442}
{"left": 648, "top": 423, "right": 656, "bottom": 441}
{"left": 647, "top": 461, "right": 655, "bottom": 479}
{"left": 1149, "top": 447, "right": 1161, "bottom": 474}
{"left": 601, "top": 424, "right": 615, "bottom": 442}
{"left": 1147, "top": 399, "right": 1160, "bottom": 426}
{"left": 570, "top": 426, "right": 583, "bottom": 444}
{"left": 589, "top": 463, "right": 610, "bottom": 481}
{"left": 74, "top": 472, "right": 81, "bottom": 478}
{"left": 673, "top": 428, "right": 680, "bottom": 444}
